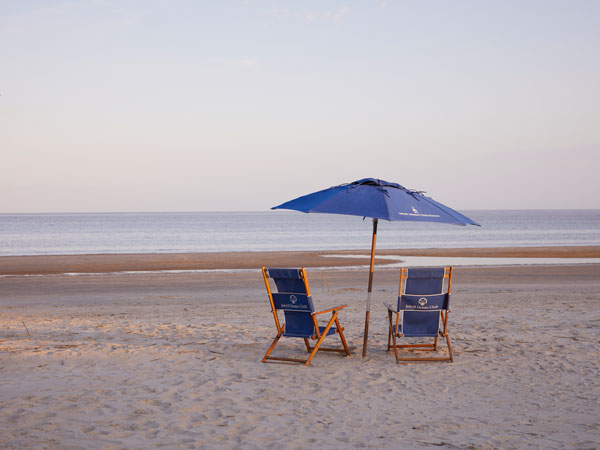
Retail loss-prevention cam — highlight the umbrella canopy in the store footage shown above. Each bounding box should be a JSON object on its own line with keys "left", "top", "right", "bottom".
{"left": 272, "top": 178, "right": 480, "bottom": 356}
{"left": 273, "top": 178, "right": 479, "bottom": 226}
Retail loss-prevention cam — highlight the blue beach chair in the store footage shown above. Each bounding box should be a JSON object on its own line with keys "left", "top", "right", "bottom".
{"left": 385, "top": 267, "right": 454, "bottom": 363}
{"left": 262, "top": 267, "right": 351, "bottom": 366}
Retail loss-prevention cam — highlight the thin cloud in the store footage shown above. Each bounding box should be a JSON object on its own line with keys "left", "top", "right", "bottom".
{"left": 239, "top": 57, "right": 258, "bottom": 68}
{"left": 264, "top": 5, "right": 350, "bottom": 23}
{"left": 331, "top": 5, "right": 349, "bottom": 23}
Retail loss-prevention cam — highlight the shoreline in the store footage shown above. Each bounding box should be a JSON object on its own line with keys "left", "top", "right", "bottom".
{"left": 1, "top": 246, "right": 600, "bottom": 275}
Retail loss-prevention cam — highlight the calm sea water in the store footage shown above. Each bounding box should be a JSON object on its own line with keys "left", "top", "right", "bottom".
{"left": 0, "top": 210, "right": 599, "bottom": 256}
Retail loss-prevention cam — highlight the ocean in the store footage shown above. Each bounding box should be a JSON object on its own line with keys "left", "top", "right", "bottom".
{"left": 1, "top": 210, "right": 599, "bottom": 257}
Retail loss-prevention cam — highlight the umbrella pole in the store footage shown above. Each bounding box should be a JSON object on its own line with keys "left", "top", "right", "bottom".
{"left": 362, "top": 218, "right": 378, "bottom": 357}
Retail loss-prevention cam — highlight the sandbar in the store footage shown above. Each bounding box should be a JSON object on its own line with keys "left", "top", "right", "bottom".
{"left": 1, "top": 245, "right": 599, "bottom": 275}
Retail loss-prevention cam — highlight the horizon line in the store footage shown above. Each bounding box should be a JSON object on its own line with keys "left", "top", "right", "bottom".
{"left": 1, "top": 208, "right": 599, "bottom": 215}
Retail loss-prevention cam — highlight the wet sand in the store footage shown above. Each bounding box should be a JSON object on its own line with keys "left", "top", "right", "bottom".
{"left": 1, "top": 245, "right": 599, "bottom": 275}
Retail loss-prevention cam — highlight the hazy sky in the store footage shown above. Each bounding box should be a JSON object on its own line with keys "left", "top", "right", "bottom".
{"left": 1, "top": 1, "right": 599, "bottom": 213}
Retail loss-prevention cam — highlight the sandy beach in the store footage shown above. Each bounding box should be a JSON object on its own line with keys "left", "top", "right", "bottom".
{"left": 1, "top": 248, "right": 599, "bottom": 448}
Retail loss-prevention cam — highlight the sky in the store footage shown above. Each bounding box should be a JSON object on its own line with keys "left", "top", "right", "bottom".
{"left": 1, "top": 0, "right": 599, "bottom": 213}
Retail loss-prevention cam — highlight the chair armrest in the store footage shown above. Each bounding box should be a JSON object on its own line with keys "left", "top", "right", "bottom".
{"left": 314, "top": 305, "right": 348, "bottom": 315}
{"left": 384, "top": 302, "right": 399, "bottom": 313}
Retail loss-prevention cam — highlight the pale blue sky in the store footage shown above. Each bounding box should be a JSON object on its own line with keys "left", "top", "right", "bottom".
{"left": 1, "top": 1, "right": 599, "bottom": 212}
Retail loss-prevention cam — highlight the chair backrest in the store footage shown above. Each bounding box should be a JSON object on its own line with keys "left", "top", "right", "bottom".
{"left": 263, "top": 267, "right": 316, "bottom": 338}
{"left": 397, "top": 267, "right": 452, "bottom": 337}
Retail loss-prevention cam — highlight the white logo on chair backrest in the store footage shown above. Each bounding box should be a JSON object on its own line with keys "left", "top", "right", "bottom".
{"left": 289, "top": 295, "right": 297, "bottom": 304}
{"left": 418, "top": 297, "right": 428, "bottom": 306}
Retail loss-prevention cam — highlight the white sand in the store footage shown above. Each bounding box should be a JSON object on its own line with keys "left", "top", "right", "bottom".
{"left": 1, "top": 267, "right": 599, "bottom": 449}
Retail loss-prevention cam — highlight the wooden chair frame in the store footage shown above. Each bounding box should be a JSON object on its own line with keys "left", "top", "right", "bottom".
{"left": 385, "top": 267, "right": 454, "bottom": 364}
{"left": 262, "top": 267, "right": 351, "bottom": 366}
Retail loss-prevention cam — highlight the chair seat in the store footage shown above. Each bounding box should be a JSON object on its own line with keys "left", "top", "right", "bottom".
{"left": 283, "top": 326, "right": 337, "bottom": 338}
{"left": 318, "top": 326, "right": 338, "bottom": 337}
{"left": 400, "top": 330, "right": 440, "bottom": 338}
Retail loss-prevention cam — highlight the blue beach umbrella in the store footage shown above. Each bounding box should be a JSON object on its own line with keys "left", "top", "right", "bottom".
{"left": 272, "top": 178, "right": 480, "bottom": 357}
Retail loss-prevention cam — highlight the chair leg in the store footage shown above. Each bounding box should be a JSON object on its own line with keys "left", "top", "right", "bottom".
{"left": 335, "top": 317, "right": 351, "bottom": 356}
{"left": 306, "top": 312, "right": 338, "bottom": 366}
{"left": 387, "top": 310, "right": 392, "bottom": 352}
{"left": 433, "top": 336, "right": 438, "bottom": 351}
{"left": 303, "top": 338, "right": 312, "bottom": 352}
{"left": 262, "top": 330, "right": 284, "bottom": 363}
{"left": 387, "top": 311, "right": 400, "bottom": 363}
{"left": 446, "top": 334, "right": 454, "bottom": 363}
